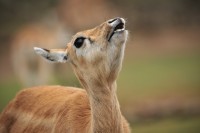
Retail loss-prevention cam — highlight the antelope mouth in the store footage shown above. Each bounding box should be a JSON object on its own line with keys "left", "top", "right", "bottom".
{"left": 107, "top": 18, "right": 125, "bottom": 41}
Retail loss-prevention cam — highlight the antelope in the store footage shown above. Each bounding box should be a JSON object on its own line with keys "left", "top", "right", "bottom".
{"left": 11, "top": 14, "right": 71, "bottom": 87}
{"left": 0, "top": 17, "right": 130, "bottom": 133}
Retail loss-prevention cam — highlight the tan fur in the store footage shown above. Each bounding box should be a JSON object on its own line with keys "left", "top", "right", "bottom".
{"left": 1, "top": 18, "right": 130, "bottom": 133}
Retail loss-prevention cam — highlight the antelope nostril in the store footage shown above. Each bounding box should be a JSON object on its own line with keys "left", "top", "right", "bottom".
{"left": 108, "top": 18, "right": 118, "bottom": 24}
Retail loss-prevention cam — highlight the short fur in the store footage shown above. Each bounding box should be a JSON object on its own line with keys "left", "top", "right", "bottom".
{"left": 0, "top": 18, "right": 130, "bottom": 133}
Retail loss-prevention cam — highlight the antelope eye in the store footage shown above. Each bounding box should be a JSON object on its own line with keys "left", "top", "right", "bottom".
{"left": 74, "top": 37, "right": 85, "bottom": 48}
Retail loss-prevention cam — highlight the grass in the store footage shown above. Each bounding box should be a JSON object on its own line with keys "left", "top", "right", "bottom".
{"left": 117, "top": 53, "right": 200, "bottom": 101}
{"left": 131, "top": 117, "right": 200, "bottom": 133}
{"left": 0, "top": 79, "right": 21, "bottom": 111}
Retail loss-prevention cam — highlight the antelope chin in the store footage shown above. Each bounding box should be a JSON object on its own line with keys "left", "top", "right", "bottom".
{"left": 107, "top": 18, "right": 126, "bottom": 41}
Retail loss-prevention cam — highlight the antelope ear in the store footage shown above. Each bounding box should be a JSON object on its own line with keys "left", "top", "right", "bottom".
{"left": 34, "top": 47, "right": 68, "bottom": 63}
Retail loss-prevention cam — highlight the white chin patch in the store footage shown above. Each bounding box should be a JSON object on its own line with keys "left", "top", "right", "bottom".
{"left": 112, "top": 30, "right": 128, "bottom": 44}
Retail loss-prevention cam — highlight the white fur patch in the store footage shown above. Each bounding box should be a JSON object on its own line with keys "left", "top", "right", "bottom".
{"left": 34, "top": 47, "right": 48, "bottom": 57}
{"left": 34, "top": 47, "right": 67, "bottom": 63}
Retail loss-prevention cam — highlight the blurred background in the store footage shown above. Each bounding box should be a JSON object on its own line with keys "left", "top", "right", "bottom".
{"left": 0, "top": 0, "right": 200, "bottom": 132}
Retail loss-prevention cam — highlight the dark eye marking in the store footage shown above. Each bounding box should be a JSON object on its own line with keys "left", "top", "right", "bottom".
{"left": 74, "top": 37, "right": 85, "bottom": 48}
